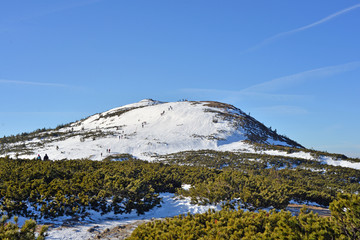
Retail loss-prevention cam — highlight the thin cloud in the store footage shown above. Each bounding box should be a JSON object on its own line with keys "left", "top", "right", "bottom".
{"left": 0, "top": 111, "right": 87, "bottom": 114}
{"left": 247, "top": 3, "right": 360, "bottom": 52}
{"left": 242, "top": 61, "right": 360, "bottom": 93}
{"left": 181, "top": 61, "right": 360, "bottom": 102}
{"left": 182, "top": 88, "right": 307, "bottom": 101}
{"left": 0, "top": 79, "right": 69, "bottom": 88}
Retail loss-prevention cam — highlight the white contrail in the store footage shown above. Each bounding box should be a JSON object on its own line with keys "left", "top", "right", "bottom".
{"left": 242, "top": 61, "right": 360, "bottom": 93}
{"left": 287, "top": 3, "right": 360, "bottom": 33}
{"left": 247, "top": 3, "right": 360, "bottom": 52}
{"left": 0, "top": 79, "right": 69, "bottom": 87}
{"left": 182, "top": 61, "right": 360, "bottom": 96}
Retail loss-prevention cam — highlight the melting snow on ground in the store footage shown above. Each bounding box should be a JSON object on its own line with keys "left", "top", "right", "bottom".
{"left": 318, "top": 156, "right": 360, "bottom": 170}
{"left": 45, "top": 193, "right": 222, "bottom": 240}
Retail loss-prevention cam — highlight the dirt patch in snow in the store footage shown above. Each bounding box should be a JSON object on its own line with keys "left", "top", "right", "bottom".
{"left": 287, "top": 204, "right": 331, "bottom": 217}
{"left": 89, "top": 219, "right": 152, "bottom": 240}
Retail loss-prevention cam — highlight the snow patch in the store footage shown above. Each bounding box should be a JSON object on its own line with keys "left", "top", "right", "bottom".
{"left": 46, "top": 193, "right": 221, "bottom": 240}
{"left": 319, "top": 156, "right": 360, "bottom": 170}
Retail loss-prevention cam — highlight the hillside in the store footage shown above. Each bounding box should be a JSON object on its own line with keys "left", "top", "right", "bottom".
{"left": 1, "top": 100, "right": 360, "bottom": 239}
{"left": 0, "top": 99, "right": 303, "bottom": 161}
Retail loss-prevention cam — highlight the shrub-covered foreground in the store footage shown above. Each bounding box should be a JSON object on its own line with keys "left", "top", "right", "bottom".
{"left": 1, "top": 150, "right": 359, "bottom": 220}
{"left": 166, "top": 150, "right": 360, "bottom": 208}
{"left": 129, "top": 193, "right": 360, "bottom": 240}
{"left": 0, "top": 157, "right": 181, "bottom": 219}
{"left": 0, "top": 215, "right": 47, "bottom": 240}
{"left": 0, "top": 150, "right": 359, "bottom": 239}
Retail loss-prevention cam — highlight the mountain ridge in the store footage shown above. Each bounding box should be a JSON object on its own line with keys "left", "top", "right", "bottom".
{"left": 1, "top": 99, "right": 304, "bottom": 161}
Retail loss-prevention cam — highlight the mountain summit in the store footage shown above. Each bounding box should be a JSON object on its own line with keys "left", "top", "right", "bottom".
{"left": 1, "top": 99, "right": 302, "bottom": 160}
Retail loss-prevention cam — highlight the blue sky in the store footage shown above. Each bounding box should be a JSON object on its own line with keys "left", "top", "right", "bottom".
{"left": 1, "top": 0, "right": 359, "bottom": 157}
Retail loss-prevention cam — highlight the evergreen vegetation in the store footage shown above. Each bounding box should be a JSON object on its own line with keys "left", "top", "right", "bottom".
{"left": 330, "top": 193, "right": 360, "bottom": 239}
{"left": 1, "top": 149, "right": 359, "bottom": 220}
{"left": 129, "top": 193, "right": 359, "bottom": 239}
{"left": 0, "top": 157, "right": 182, "bottom": 219}
{"left": 0, "top": 149, "right": 359, "bottom": 239}
{"left": 165, "top": 150, "right": 360, "bottom": 207}
{"left": 0, "top": 215, "right": 47, "bottom": 240}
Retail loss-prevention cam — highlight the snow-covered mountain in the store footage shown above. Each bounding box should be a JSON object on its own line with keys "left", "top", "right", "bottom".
{"left": 1, "top": 99, "right": 303, "bottom": 161}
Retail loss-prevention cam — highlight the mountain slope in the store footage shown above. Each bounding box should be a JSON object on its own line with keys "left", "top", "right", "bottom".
{"left": 0, "top": 99, "right": 303, "bottom": 160}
